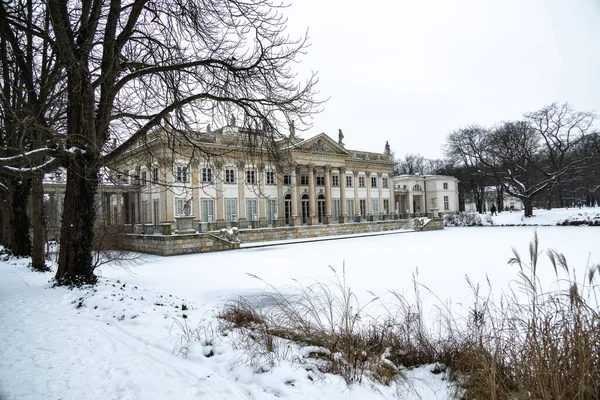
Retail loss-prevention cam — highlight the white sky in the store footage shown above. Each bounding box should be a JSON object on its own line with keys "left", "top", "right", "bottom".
{"left": 285, "top": 0, "right": 600, "bottom": 159}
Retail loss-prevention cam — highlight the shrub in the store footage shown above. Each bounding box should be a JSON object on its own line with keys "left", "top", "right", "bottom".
{"left": 444, "top": 212, "right": 482, "bottom": 227}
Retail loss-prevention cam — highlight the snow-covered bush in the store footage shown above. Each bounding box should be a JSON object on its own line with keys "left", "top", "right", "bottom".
{"left": 443, "top": 212, "right": 482, "bottom": 227}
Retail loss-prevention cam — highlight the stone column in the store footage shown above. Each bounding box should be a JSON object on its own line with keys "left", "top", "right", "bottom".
{"left": 116, "top": 191, "right": 123, "bottom": 224}
{"left": 291, "top": 168, "right": 300, "bottom": 226}
{"left": 339, "top": 167, "right": 347, "bottom": 223}
{"left": 353, "top": 170, "right": 360, "bottom": 220}
{"left": 275, "top": 167, "right": 284, "bottom": 227}
{"left": 104, "top": 193, "right": 111, "bottom": 225}
{"left": 236, "top": 161, "right": 247, "bottom": 228}
{"left": 366, "top": 172, "right": 372, "bottom": 220}
{"left": 48, "top": 192, "right": 57, "bottom": 228}
{"left": 258, "top": 167, "right": 267, "bottom": 228}
{"left": 215, "top": 163, "right": 226, "bottom": 229}
{"left": 324, "top": 165, "right": 332, "bottom": 224}
{"left": 308, "top": 164, "right": 317, "bottom": 225}
{"left": 389, "top": 176, "right": 395, "bottom": 217}
{"left": 163, "top": 165, "right": 173, "bottom": 222}
{"left": 378, "top": 172, "right": 384, "bottom": 220}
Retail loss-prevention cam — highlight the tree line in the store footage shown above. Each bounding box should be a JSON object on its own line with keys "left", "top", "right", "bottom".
{"left": 394, "top": 103, "right": 599, "bottom": 217}
{"left": 0, "top": 0, "right": 320, "bottom": 286}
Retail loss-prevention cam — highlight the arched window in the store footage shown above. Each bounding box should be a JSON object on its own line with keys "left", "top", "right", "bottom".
{"left": 412, "top": 184, "right": 422, "bottom": 191}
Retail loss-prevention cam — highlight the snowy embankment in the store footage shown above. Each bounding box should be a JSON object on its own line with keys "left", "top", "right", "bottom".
{"left": 1, "top": 224, "right": 598, "bottom": 399}
{"left": 446, "top": 206, "right": 600, "bottom": 227}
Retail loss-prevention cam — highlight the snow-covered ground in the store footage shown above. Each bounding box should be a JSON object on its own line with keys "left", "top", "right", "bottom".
{"left": 1, "top": 219, "right": 598, "bottom": 399}
{"left": 481, "top": 206, "right": 600, "bottom": 226}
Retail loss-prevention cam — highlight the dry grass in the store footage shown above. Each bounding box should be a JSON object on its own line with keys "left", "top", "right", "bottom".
{"left": 203, "top": 233, "right": 600, "bottom": 397}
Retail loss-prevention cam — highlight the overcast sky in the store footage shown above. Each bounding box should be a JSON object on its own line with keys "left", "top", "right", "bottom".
{"left": 285, "top": 0, "right": 600, "bottom": 160}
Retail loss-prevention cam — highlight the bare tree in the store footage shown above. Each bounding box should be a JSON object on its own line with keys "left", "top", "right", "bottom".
{"left": 524, "top": 103, "right": 596, "bottom": 209}
{"left": 0, "top": 0, "right": 62, "bottom": 267}
{"left": 1, "top": 0, "right": 320, "bottom": 285}
{"left": 444, "top": 126, "right": 489, "bottom": 213}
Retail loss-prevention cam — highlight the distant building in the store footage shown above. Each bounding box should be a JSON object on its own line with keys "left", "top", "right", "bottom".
{"left": 463, "top": 186, "right": 523, "bottom": 213}
{"left": 393, "top": 175, "right": 460, "bottom": 216}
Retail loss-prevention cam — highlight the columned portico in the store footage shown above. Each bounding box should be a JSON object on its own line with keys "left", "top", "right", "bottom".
{"left": 308, "top": 164, "right": 318, "bottom": 225}
{"left": 339, "top": 167, "right": 347, "bottom": 223}
{"left": 378, "top": 172, "right": 384, "bottom": 219}
{"left": 324, "top": 165, "right": 332, "bottom": 224}
{"left": 353, "top": 170, "right": 360, "bottom": 219}
{"left": 291, "top": 168, "right": 301, "bottom": 226}
{"left": 366, "top": 172, "right": 372, "bottom": 220}
{"left": 236, "top": 162, "right": 247, "bottom": 228}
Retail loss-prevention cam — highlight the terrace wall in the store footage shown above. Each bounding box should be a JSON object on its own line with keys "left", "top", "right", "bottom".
{"left": 119, "top": 219, "right": 443, "bottom": 256}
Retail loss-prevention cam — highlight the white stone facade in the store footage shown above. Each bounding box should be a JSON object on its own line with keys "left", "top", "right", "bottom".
{"left": 102, "top": 126, "right": 396, "bottom": 230}
{"left": 393, "top": 175, "right": 460, "bottom": 217}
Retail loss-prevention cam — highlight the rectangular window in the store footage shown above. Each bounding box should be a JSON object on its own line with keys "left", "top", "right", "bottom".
{"left": 316, "top": 175, "right": 324, "bottom": 186}
{"left": 359, "top": 176, "right": 365, "bottom": 188}
{"left": 267, "top": 199, "right": 276, "bottom": 224}
{"left": 300, "top": 174, "right": 308, "bottom": 186}
{"left": 141, "top": 170, "right": 147, "bottom": 186}
{"left": 176, "top": 166, "right": 188, "bottom": 182}
{"left": 444, "top": 195, "right": 449, "bottom": 211}
{"left": 176, "top": 199, "right": 185, "bottom": 215}
{"left": 347, "top": 199, "right": 354, "bottom": 217}
{"left": 382, "top": 177, "right": 388, "bottom": 188}
{"left": 153, "top": 167, "right": 159, "bottom": 184}
{"left": 225, "top": 168, "right": 235, "bottom": 184}
{"left": 332, "top": 175, "right": 339, "bottom": 187}
{"left": 371, "top": 176, "right": 377, "bottom": 188}
{"left": 371, "top": 199, "right": 379, "bottom": 216}
{"left": 346, "top": 175, "right": 352, "bottom": 187}
{"left": 443, "top": 182, "right": 449, "bottom": 190}
{"left": 283, "top": 173, "right": 291, "bottom": 185}
{"left": 153, "top": 199, "right": 159, "bottom": 224}
{"left": 383, "top": 199, "right": 389, "bottom": 214}
{"left": 266, "top": 171, "right": 276, "bottom": 185}
{"left": 202, "top": 199, "right": 214, "bottom": 222}
{"left": 225, "top": 199, "right": 237, "bottom": 223}
{"left": 202, "top": 167, "right": 212, "bottom": 183}
{"left": 246, "top": 199, "right": 258, "bottom": 221}
{"left": 359, "top": 199, "right": 366, "bottom": 216}
{"left": 333, "top": 199, "right": 340, "bottom": 222}
{"left": 246, "top": 170, "right": 256, "bottom": 184}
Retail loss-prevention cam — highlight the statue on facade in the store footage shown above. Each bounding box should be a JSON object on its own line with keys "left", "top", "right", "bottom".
{"left": 183, "top": 197, "right": 192, "bottom": 216}
{"left": 220, "top": 227, "right": 240, "bottom": 242}
{"left": 384, "top": 141, "right": 391, "bottom": 155}
{"left": 338, "top": 129, "right": 344, "bottom": 145}
{"left": 431, "top": 197, "right": 436, "bottom": 208}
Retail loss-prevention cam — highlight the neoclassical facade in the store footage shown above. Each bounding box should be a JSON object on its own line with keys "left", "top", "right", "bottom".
{"left": 101, "top": 124, "right": 396, "bottom": 231}
{"left": 393, "top": 175, "right": 460, "bottom": 216}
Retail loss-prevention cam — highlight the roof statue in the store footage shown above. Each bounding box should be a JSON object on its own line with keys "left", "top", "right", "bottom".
{"left": 289, "top": 120, "right": 296, "bottom": 139}
{"left": 384, "top": 141, "right": 391, "bottom": 155}
{"left": 207, "top": 124, "right": 211, "bottom": 133}
{"left": 230, "top": 115, "right": 236, "bottom": 127}
{"left": 338, "top": 129, "right": 344, "bottom": 145}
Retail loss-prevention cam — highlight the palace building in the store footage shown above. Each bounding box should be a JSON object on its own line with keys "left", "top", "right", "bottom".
{"left": 97, "top": 121, "right": 397, "bottom": 232}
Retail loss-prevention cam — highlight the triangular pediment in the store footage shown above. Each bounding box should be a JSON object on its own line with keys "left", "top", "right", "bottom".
{"left": 293, "top": 133, "right": 351, "bottom": 156}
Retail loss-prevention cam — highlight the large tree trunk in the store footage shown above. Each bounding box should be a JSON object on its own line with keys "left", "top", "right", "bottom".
{"left": 523, "top": 198, "right": 533, "bottom": 217}
{"left": 55, "top": 154, "right": 99, "bottom": 286}
{"left": 0, "top": 191, "right": 9, "bottom": 247}
{"left": 10, "top": 179, "right": 32, "bottom": 256}
{"left": 31, "top": 175, "right": 47, "bottom": 270}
